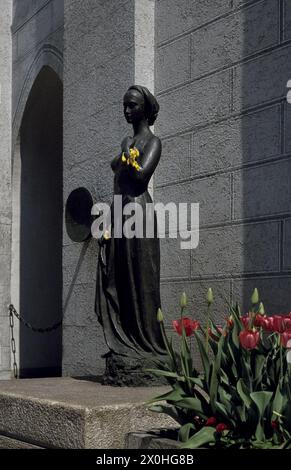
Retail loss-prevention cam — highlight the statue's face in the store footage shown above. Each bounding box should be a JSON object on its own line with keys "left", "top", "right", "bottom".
{"left": 123, "top": 89, "right": 145, "bottom": 124}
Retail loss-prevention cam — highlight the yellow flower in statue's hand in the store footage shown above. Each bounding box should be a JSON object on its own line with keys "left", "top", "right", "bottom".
{"left": 130, "top": 147, "right": 139, "bottom": 158}
{"left": 103, "top": 229, "right": 111, "bottom": 240}
{"left": 120, "top": 147, "right": 140, "bottom": 170}
{"left": 132, "top": 161, "right": 140, "bottom": 171}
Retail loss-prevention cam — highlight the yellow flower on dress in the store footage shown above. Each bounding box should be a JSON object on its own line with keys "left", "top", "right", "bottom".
{"left": 121, "top": 147, "right": 141, "bottom": 171}
{"left": 103, "top": 229, "right": 111, "bottom": 240}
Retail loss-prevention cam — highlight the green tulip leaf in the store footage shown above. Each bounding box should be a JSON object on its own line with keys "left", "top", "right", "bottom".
{"left": 176, "top": 397, "right": 206, "bottom": 418}
{"left": 178, "top": 423, "right": 195, "bottom": 443}
{"left": 250, "top": 391, "right": 273, "bottom": 416}
{"left": 194, "top": 331, "right": 210, "bottom": 383}
{"left": 146, "top": 388, "right": 184, "bottom": 405}
{"left": 145, "top": 369, "right": 185, "bottom": 380}
{"left": 181, "top": 426, "right": 216, "bottom": 449}
{"left": 237, "top": 379, "right": 251, "bottom": 408}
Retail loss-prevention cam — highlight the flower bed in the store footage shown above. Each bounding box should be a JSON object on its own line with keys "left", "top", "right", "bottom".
{"left": 148, "top": 289, "right": 291, "bottom": 449}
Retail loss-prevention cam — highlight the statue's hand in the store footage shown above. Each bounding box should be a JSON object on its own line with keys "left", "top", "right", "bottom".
{"left": 121, "top": 136, "right": 134, "bottom": 158}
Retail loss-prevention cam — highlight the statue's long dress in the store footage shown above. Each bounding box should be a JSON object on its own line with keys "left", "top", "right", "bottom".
{"left": 95, "top": 155, "right": 166, "bottom": 358}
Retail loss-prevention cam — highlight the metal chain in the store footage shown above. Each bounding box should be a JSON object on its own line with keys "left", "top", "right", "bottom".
{"left": 8, "top": 304, "right": 62, "bottom": 333}
{"left": 8, "top": 304, "right": 62, "bottom": 379}
{"left": 9, "top": 306, "right": 18, "bottom": 378}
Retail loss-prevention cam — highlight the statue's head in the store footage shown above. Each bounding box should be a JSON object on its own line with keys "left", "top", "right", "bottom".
{"left": 123, "top": 85, "right": 159, "bottom": 126}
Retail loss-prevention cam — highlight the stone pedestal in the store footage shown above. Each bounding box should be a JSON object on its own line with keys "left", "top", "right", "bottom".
{"left": 0, "top": 377, "right": 175, "bottom": 449}
{"left": 103, "top": 352, "right": 167, "bottom": 386}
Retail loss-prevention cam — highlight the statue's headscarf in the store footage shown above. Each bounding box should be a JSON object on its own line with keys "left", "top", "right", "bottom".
{"left": 127, "top": 85, "right": 159, "bottom": 126}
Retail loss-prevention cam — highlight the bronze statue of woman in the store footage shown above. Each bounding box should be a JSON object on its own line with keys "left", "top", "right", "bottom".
{"left": 95, "top": 85, "right": 167, "bottom": 385}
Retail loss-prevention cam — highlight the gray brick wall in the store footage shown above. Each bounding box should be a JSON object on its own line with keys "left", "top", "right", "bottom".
{"left": 155, "top": 0, "right": 291, "bottom": 325}
{"left": 62, "top": 0, "right": 135, "bottom": 376}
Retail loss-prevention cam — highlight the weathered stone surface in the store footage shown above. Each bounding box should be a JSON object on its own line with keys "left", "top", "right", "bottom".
{"left": 233, "top": 160, "right": 291, "bottom": 220}
{"left": 284, "top": 102, "right": 291, "bottom": 154}
{"left": 160, "top": 236, "right": 191, "bottom": 279}
{"left": 0, "top": 225, "right": 11, "bottom": 254}
{"left": 156, "top": 36, "right": 190, "bottom": 91}
{"left": 0, "top": 378, "right": 176, "bottom": 449}
{"left": 0, "top": 371, "right": 11, "bottom": 381}
{"left": 125, "top": 430, "right": 181, "bottom": 449}
{"left": 0, "top": 1, "right": 12, "bottom": 376}
{"left": 233, "top": 276, "right": 291, "bottom": 314}
{"left": 0, "top": 255, "right": 11, "bottom": 289}
{"left": 156, "top": 70, "right": 231, "bottom": 136}
{"left": 156, "top": 0, "right": 232, "bottom": 44}
{"left": 283, "top": 219, "right": 291, "bottom": 271}
{"left": 155, "top": 134, "right": 191, "bottom": 186}
{"left": 63, "top": 282, "right": 98, "bottom": 327}
{"left": 12, "top": 0, "right": 50, "bottom": 31}
{"left": 64, "top": 2, "right": 134, "bottom": 85}
{"left": 192, "top": 106, "right": 281, "bottom": 175}
{"left": 102, "top": 353, "right": 167, "bottom": 387}
{"left": 0, "top": 321, "right": 10, "bottom": 348}
{"left": 0, "top": 348, "right": 11, "bottom": 371}
{"left": 233, "top": 45, "right": 291, "bottom": 111}
{"left": 284, "top": 0, "right": 291, "bottom": 41}
{"left": 191, "top": 222, "right": 280, "bottom": 277}
{"left": 62, "top": 324, "right": 107, "bottom": 377}
{"left": 63, "top": 241, "right": 98, "bottom": 286}
{"left": 0, "top": 435, "right": 43, "bottom": 449}
{"left": 190, "top": 0, "right": 279, "bottom": 78}
{"left": 155, "top": 173, "right": 231, "bottom": 228}
{"left": 15, "top": 0, "right": 63, "bottom": 59}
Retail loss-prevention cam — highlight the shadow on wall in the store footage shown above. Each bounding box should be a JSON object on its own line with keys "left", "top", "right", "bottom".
{"left": 19, "top": 65, "right": 63, "bottom": 377}
{"left": 240, "top": 2, "right": 291, "bottom": 314}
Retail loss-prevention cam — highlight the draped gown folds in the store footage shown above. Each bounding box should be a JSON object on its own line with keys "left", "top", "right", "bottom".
{"left": 95, "top": 146, "right": 166, "bottom": 358}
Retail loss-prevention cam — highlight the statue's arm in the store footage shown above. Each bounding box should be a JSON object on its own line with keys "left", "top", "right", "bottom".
{"left": 111, "top": 154, "right": 120, "bottom": 171}
{"left": 127, "top": 136, "right": 162, "bottom": 183}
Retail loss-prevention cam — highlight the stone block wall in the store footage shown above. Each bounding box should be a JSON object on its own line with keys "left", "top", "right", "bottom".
{"left": 155, "top": 0, "right": 291, "bottom": 328}
{"left": 62, "top": 0, "right": 136, "bottom": 376}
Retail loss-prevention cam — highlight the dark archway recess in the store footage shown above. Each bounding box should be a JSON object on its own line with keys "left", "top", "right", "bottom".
{"left": 20, "top": 66, "right": 63, "bottom": 377}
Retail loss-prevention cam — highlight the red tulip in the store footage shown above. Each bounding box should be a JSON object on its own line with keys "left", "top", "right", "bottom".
{"left": 283, "top": 317, "right": 291, "bottom": 331}
{"left": 206, "top": 417, "right": 217, "bottom": 427}
{"left": 239, "top": 329, "right": 260, "bottom": 350}
{"left": 254, "top": 314, "right": 267, "bottom": 328}
{"left": 172, "top": 318, "right": 200, "bottom": 337}
{"left": 271, "top": 420, "right": 279, "bottom": 429}
{"left": 241, "top": 316, "right": 251, "bottom": 329}
{"left": 272, "top": 315, "right": 286, "bottom": 333}
{"left": 216, "top": 423, "right": 229, "bottom": 433}
{"left": 262, "top": 316, "right": 274, "bottom": 331}
{"left": 281, "top": 330, "right": 291, "bottom": 348}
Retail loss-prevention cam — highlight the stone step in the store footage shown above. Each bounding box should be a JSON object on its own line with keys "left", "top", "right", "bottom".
{"left": 0, "top": 377, "right": 175, "bottom": 449}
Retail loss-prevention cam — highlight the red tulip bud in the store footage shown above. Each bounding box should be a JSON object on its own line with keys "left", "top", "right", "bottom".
{"left": 205, "top": 417, "right": 217, "bottom": 427}
{"left": 216, "top": 423, "right": 229, "bottom": 433}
